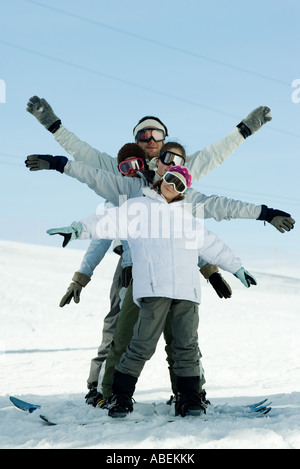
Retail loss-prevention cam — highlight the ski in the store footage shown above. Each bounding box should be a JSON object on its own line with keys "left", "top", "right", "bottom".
{"left": 10, "top": 396, "right": 272, "bottom": 426}
{"left": 9, "top": 396, "right": 41, "bottom": 413}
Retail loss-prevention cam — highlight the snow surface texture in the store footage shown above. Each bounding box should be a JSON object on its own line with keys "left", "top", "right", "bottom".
{"left": 0, "top": 240, "right": 299, "bottom": 449}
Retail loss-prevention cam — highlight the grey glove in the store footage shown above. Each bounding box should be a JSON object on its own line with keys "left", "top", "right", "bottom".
{"left": 270, "top": 216, "right": 295, "bottom": 233}
{"left": 26, "top": 96, "right": 61, "bottom": 133}
{"left": 258, "top": 205, "right": 295, "bottom": 233}
{"left": 47, "top": 222, "right": 83, "bottom": 247}
{"left": 59, "top": 271, "right": 91, "bottom": 307}
{"left": 25, "top": 154, "right": 68, "bottom": 173}
{"left": 237, "top": 106, "right": 272, "bottom": 138}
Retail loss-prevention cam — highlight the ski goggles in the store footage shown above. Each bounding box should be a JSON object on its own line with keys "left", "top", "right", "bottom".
{"left": 159, "top": 150, "right": 185, "bottom": 167}
{"left": 118, "top": 157, "right": 145, "bottom": 175}
{"left": 162, "top": 172, "right": 187, "bottom": 194}
{"left": 135, "top": 128, "right": 165, "bottom": 143}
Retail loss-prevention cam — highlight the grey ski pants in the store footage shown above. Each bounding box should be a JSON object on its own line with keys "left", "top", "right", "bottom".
{"left": 116, "top": 296, "right": 201, "bottom": 379}
{"left": 87, "top": 257, "right": 123, "bottom": 389}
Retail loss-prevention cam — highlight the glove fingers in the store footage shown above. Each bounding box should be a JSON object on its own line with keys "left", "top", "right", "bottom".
{"left": 245, "top": 273, "right": 257, "bottom": 286}
{"left": 73, "top": 290, "right": 81, "bottom": 303}
{"left": 282, "top": 217, "right": 295, "bottom": 230}
{"left": 59, "top": 293, "right": 73, "bottom": 307}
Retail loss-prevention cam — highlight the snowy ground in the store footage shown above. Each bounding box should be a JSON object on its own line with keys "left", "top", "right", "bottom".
{"left": 0, "top": 240, "right": 300, "bottom": 449}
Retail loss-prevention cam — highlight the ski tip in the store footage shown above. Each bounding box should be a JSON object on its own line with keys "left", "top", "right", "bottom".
{"left": 9, "top": 396, "right": 41, "bottom": 412}
{"left": 40, "top": 415, "right": 56, "bottom": 425}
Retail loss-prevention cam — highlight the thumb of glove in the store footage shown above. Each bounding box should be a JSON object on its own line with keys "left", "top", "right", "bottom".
{"left": 234, "top": 267, "right": 257, "bottom": 288}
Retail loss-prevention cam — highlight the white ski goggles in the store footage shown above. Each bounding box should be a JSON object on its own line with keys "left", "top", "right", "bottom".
{"left": 162, "top": 172, "right": 187, "bottom": 194}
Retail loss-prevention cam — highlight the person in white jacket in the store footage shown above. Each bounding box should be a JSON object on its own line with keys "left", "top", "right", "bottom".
{"left": 25, "top": 140, "right": 295, "bottom": 405}
{"left": 47, "top": 166, "right": 257, "bottom": 418}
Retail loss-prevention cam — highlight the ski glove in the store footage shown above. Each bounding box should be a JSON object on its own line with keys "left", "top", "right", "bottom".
{"left": 234, "top": 268, "right": 257, "bottom": 288}
{"left": 47, "top": 222, "right": 83, "bottom": 247}
{"left": 25, "top": 154, "right": 68, "bottom": 173}
{"left": 200, "top": 264, "right": 232, "bottom": 299}
{"left": 237, "top": 106, "right": 272, "bottom": 138}
{"left": 26, "top": 96, "right": 61, "bottom": 133}
{"left": 208, "top": 272, "right": 232, "bottom": 299}
{"left": 59, "top": 271, "right": 91, "bottom": 307}
{"left": 258, "top": 205, "right": 295, "bottom": 233}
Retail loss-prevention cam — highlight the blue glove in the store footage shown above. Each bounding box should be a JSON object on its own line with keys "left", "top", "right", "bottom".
{"left": 47, "top": 222, "right": 83, "bottom": 247}
{"left": 25, "top": 154, "right": 68, "bottom": 173}
{"left": 234, "top": 267, "right": 257, "bottom": 288}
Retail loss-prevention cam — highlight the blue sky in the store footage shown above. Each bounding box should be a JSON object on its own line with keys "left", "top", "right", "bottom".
{"left": 1, "top": 0, "right": 299, "bottom": 273}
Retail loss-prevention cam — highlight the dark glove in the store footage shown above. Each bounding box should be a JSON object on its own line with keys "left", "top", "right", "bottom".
{"left": 25, "top": 154, "right": 68, "bottom": 173}
{"left": 237, "top": 106, "right": 272, "bottom": 138}
{"left": 258, "top": 205, "right": 295, "bottom": 233}
{"left": 26, "top": 96, "right": 61, "bottom": 133}
{"left": 59, "top": 271, "right": 91, "bottom": 307}
{"left": 208, "top": 272, "right": 232, "bottom": 299}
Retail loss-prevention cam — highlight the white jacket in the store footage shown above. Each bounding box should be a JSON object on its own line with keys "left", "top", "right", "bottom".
{"left": 79, "top": 188, "right": 242, "bottom": 305}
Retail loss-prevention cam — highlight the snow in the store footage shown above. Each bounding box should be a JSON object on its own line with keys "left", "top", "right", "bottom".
{"left": 0, "top": 239, "right": 300, "bottom": 449}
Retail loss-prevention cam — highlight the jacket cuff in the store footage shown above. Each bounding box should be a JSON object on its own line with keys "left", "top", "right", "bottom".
{"left": 47, "top": 119, "right": 62, "bottom": 134}
{"left": 200, "top": 264, "right": 219, "bottom": 279}
{"left": 73, "top": 271, "right": 91, "bottom": 287}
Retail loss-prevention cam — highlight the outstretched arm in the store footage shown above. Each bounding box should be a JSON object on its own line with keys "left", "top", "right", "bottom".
{"left": 26, "top": 96, "right": 118, "bottom": 172}
{"left": 186, "top": 106, "right": 272, "bottom": 182}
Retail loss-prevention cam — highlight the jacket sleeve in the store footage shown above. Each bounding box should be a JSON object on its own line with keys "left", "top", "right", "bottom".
{"left": 53, "top": 125, "right": 119, "bottom": 173}
{"left": 64, "top": 160, "right": 144, "bottom": 206}
{"left": 197, "top": 224, "right": 242, "bottom": 274}
{"left": 186, "top": 128, "right": 245, "bottom": 183}
{"left": 79, "top": 203, "right": 130, "bottom": 241}
{"left": 78, "top": 238, "right": 113, "bottom": 277}
{"left": 185, "top": 188, "right": 262, "bottom": 221}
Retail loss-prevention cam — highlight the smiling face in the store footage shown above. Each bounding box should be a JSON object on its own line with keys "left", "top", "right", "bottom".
{"left": 160, "top": 179, "right": 180, "bottom": 203}
{"left": 137, "top": 133, "right": 165, "bottom": 159}
{"left": 156, "top": 146, "right": 185, "bottom": 177}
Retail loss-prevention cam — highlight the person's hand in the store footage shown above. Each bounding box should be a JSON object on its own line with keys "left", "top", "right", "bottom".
{"left": 59, "top": 272, "right": 91, "bottom": 307}
{"left": 26, "top": 96, "right": 61, "bottom": 132}
{"left": 47, "top": 222, "right": 83, "bottom": 247}
{"left": 237, "top": 106, "right": 272, "bottom": 138}
{"left": 25, "top": 154, "right": 68, "bottom": 173}
{"left": 234, "top": 267, "right": 257, "bottom": 288}
{"left": 258, "top": 205, "right": 295, "bottom": 233}
{"left": 208, "top": 272, "right": 232, "bottom": 299}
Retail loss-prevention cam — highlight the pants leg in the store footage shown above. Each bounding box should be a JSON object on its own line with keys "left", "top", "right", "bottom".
{"left": 116, "top": 297, "right": 172, "bottom": 378}
{"left": 170, "top": 300, "right": 200, "bottom": 377}
{"left": 164, "top": 310, "right": 206, "bottom": 393}
{"left": 101, "top": 282, "right": 140, "bottom": 398}
{"left": 87, "top": 257, "right": 123, "bottom": 389}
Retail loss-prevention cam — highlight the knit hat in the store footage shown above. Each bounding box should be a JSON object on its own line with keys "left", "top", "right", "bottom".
{"left": 167, "top": 166, "right": 192, "bottom": 188}
{"left": 117, "top": 143, "right": 147, "bottom": 165}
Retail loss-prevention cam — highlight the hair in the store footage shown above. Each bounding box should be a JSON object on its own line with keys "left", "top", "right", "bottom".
{"left": 152, "top": 178, "right": 185, "bottom": 203}
{"left": 117, "top": 143, "right": 147, "bottom": 164}
{"left": 159, "top": 141, "right": 186, "bottom": 161}
{"left": 134, "top": 115, "right": 168, "bottom": 137}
